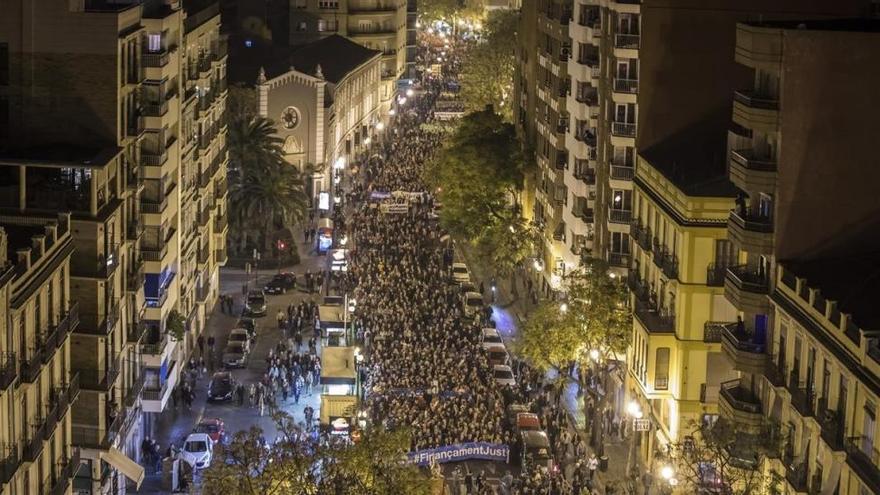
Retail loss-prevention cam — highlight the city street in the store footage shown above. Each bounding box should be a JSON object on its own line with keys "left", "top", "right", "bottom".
{"left": 139, "top": 231, "right": 326, "bottom": 493}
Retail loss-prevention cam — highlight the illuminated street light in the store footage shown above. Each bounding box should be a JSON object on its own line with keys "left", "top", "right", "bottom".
{"left": 406, "top": 88, "right": 414, "bottom": 97}
{"left": 364, "top": 137, "right": 371, "bottom": 145}
{"left": 389, "top": 109, "right": 396, "bottom": 116}
{"left": 589, "top": 349, "right": 600, "bottom": 361}
{"left": 560, "top": 303, "right": 568, "bottom": 313}
{"left": 660, "top": 465, "right": 674, "bottom": 481}
{"left": 398, "top": 97, "right": 407, "bottom": 105}
{"left": 626, "top": 401, "right": 642, "bottom": 418}
{"left": 533, "top": 260, "right": 544, "bottom": 272}
{"left": 375, "top": 122, "right": 385, "bottom": 131}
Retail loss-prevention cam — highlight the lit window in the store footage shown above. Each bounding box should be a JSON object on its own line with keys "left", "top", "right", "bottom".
{"left": 147, "top": 34, "right": 162, "bottom": 53}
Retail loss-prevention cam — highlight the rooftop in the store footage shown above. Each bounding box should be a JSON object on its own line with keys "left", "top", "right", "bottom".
{"left": 784, "top": 252, "right": 880, "bottom": 331}
{"left": 638, "top": 115, "right": 739, "bottom": 198}
{"left": 742, "top": 18, "right": 880, "bottom": 33}
{"left": 228, "top": 35, "right": 381, "bottom": 85}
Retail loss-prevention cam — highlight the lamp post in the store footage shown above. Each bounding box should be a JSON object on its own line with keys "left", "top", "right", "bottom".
{"left": 625, "top": 400, "right": 643, "bottom": 479}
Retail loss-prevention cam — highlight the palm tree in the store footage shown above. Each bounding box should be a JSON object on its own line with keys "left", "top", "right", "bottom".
{"left": 228, "top": 116, "right": 309, "bottom": 257}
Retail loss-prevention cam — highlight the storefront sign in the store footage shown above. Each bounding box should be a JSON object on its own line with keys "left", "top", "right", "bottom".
{"left": 408, "top": 443, "right": 509, "bottom": 466}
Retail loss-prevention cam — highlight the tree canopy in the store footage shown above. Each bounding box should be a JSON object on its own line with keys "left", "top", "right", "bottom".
{"left": 515, "top": 258, "right": 631, "bottom": 370}
{"left": 424, "top": 108, "right": 535, "bottom": 275}
{"left": 459, "top": 10, "right": 518, "bottom": 121}
{"left": 202, "top": 412, "right": 434, "bottom": 495}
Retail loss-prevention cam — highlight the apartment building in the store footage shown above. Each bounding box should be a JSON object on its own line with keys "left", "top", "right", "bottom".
{"left": 567, "top": 0, "right": 639, "bottom": 277}
{"left": 0, "top": 0, "right": 227, "bottom": 492}
{"left": 715, "top": 19, "right": 880, "bottom": 495}
{"left": 137, "top": 0, "right": 228, "bottom": 426}
{"left": 626, "top": 145, "right": 740, "bottom": 464}
{"left": 513, "top": 0, "right": 574, "bottom": 295}
{"left": 0, "top": 218, "right": 81, "bottom": 495}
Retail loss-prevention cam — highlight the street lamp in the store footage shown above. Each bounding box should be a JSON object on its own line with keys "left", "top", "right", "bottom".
{"left": 559, "top": 302, "right": 568, "bottom": 313}
{"left": 375, "top": 122, "right": 385, "bottom": 131}
{"left": 626, "top": 401, "right": 644, "bottom": 479}
{"left": 589, "top": 349, "right": 600, "bottom": 362}
{"left": 405, "top": 88, "right": 414, "bottom": 97}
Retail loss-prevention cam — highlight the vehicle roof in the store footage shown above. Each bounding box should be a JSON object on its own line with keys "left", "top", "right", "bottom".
{"left": 198, "top": 418, "right": 223, "bottom": 426}
{"left": 482, "top": 328, "right": 500, "bottom": 336}
{"left": 452, "top": 262, "right": 467, "bottom": 268}
{"left": 229, "top": 328, "right": 249, "bottom": 335}
{"left": 247, "top": 290, "right": 264, "bottom": 296}
{"left": 484, "top": 344, "right": 507, "bottom": 353}
{"left": 186, "top": 432, "right": 211, "bottom": 442}
{"left": 521, "top": 430, "right": 550, "bottom": 447}
{"left": 516, "top": 413, "right": 540, "bottom": 426}
{"left": 212, "top": 371, "right": 231, "bottom": 379}
{"left": 493, "top": 364, "right": 513, "bottom": 372}
{"left": 225, "top": 342, "right": 245, "bottom": 351}
{"left": 464, "top": 291, "right": 482, "bottom": 299}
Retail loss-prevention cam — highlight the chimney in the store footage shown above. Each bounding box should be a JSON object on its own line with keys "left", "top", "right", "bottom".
{"left": 16, "top": 248, "right": 31, "bottom": 270}
{"left": 44, "top": 223, "right": 58, "bottom": 244}
{"left": 31, "top": 235, "right": 46, "bottom": 258}
{"left": 0, "top": 228, "right": 7, "bottom": 269}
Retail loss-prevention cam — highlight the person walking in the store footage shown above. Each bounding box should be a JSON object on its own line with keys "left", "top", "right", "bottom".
{"left": 207, "top": 335, "right": 215, "bottom": 355}
{"left": 258, "top": 392, "right": 265, "bottom": 417}
{"left": 276, "top": 310, "right": 286, "bottom": 329}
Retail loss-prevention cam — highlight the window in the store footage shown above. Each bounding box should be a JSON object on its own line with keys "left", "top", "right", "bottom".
{"left": 147, "top": 34, "right": 162, "bottom": 53}
{"left": 319, "top": 0, "right": 339, "bottom": 8}
{"left": 317, "top": 19, "right": 327, "bottom": 32}
{"left": 297, "top": 22, "right": 308, "bottom": 32}
{"left": 654, "top": 347, "right": 670, "bottom": 390}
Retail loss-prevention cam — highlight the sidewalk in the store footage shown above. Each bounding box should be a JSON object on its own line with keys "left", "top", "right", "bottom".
{"left": 457, "top": 245, "right": 638, "bottom": 494}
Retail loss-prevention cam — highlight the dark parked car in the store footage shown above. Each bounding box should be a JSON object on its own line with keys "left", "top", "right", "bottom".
{"left": 236, "top": 317, "right": 257, "bottom": 338}
{"left": 222, "top": 342, "right": 249, "bottom": 368}
{"left": 264, "top": 273, "right": 297, "bottom": 295}
{"left": 207, "top": 372, "right": 236, "bottom": 402}
{"left": 245, "top": 290, "right": 267, "bottom": 316}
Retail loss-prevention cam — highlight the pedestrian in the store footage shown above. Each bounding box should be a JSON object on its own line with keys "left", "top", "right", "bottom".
{"left": 293, "top": 374, "right": 303, "bottom": 404}
{"left": 198, "top": 356, "right": 206, "bottom": 379}
{"left": 588, "top": 452, "right": 598, "bottom": 480}
{"left": 249, "top": 383, "right": 256, "bottom": 408}
{"left": 258, "top": 393, "right": 265, "bottom": 417}
{"left": 276, "top": 309, "right": 285, "bottom": 329}
{"left": 207, "top": 335, "right": 215, "bottom": 355}
{"left": 304, "top": 405, "right": 314, "bottom": 429}
{"left": 141, "top": 436, "right": 153, "bottom": 472}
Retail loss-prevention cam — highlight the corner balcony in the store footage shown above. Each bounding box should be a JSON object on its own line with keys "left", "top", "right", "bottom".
{"left": 724, "top": 264, "right": 770, "bottom": 315}
{"left": 706, "top": 263, "right": 727, "bottom": 287}
{"left": 719, "top": 379, "right": 763, "bottom": 430}
{"left": 728, "top": 209, "right": 774, "bottom": 254}
{"left": 845, "top": 437, "right": 880, "bottom": 494}
{"left": 608, "top": 208, "right": 632, "bottom": 225}
{"left": 610, "top": 164, "right": 635, "bottom": 182}
{"left": 786, "top": 370, "right": 815, "bottom": 419}
{"left": 634, "top": 298, "right": 675, "bottom": 334}
{"left": 815, "top": 398, "right": 845, "bottom": 451}
{"left": 729, "top": 149, "right": 777, "bottom": 193}
{"left": 721, "top": 324, "right": 768, "bottom": 375}
{"left": 607, "top": 252, "right": 630, "bottom": 269}
{"left": 611, "top": 121, "right": 636, "bottom": 138}
{"left": 732, "top": 90, "right": 779, "bottom": 134}
{"left": 630, "top": 221, "right": 651, "bottom": 252}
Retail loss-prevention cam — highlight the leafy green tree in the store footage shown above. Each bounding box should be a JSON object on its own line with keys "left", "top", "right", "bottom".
{"left": 165, "top": 309, "right": 186, "bottom": 342}
{"left": 418, "top": 0, "right": 462, "bottom": 21}
{"left": 227, "top": 116, "right": 309, "bottom": 256}
{"left": 424, "top": 108, "right": 532, "bottom": 275}
{"left": 202, "top": 412, "right": 433, "bottom": 495}
{"left": 515, "top": 258, "right": 631, "bottom": 369}
{"left": 668, "top": 418, "right": 785, "bottom": 495}
{"left": 459, "top": 10, "right": 518, "bottom": 121}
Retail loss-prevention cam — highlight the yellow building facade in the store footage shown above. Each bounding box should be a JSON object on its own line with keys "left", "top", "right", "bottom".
{"left": 626, "top": 155, "right": 738, "bottom": 464}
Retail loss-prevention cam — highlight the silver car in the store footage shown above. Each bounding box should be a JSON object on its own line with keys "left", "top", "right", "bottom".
{"left": 222, "top": 342, "right": 248, "bottom": 368}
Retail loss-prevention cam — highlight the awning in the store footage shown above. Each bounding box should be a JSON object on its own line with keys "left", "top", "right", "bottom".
{"left": 101, "top": 448, "right": 145, "bottom": 489}
{"left": 320, "top": 346, "right": 357, "bottom": 384}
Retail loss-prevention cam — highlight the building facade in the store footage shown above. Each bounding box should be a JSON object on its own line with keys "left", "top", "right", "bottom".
{"left": 254, "top": 35, "right": 383, "bottom": 205}
{"left": 0, "top": 0, "right": 227, "bottom": 492}
{"left": 0, "top": 218, "right": 80, "bottom": 495}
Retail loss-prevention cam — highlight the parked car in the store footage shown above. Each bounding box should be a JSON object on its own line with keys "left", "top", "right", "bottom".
{"left": 207, "top": 372, "right": 236, "bottom": 402}
{"left": 462, "top": 291, "right": 484, "bottom": 318}
{"left": 222, "top": 342, "right": 249, "bottom": 368}
{"left": 264, "top": 273, "right": 297, "bottom": 295}
{"left": 194, "top": 418, "right": 225, "bottom": 444}
{"left": 228, "top": 328, "right": 252, "bottom": 353}
{"left": 484, "top": 344, "right": 509, "bottom": 366}
{"left": 459, "top": 281, "right": 477, "bottom": 295}
{"left": 180, "top": 433, "right": 213, "bottom": 470}
{"left": 245, "top": 290, "right": 267, "bottom": 316}
{"left": 451, "top": 263, "right": 471, "bottom": 284}
{"left": 236, "top": 318, "right": 257, "bottom": 339}
{"left": 520, "top": 430, "right": 553, "bottom": 473}
{"left": 493, "top": 364, "right": 516, "bottom": 387}
{"left": 515, "top": 413, "right": 542, "bottom": 436}
{"left": 481, "top": 328, "right": 503, "bottom": 345}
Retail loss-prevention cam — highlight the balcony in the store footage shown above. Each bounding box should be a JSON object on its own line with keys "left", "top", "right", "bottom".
{"left": 610, "top": 164, "right": 635, "bottom": 181}
{"left": 815, "top": 398, "right": 845, "bottom": 451}
{"left": 197, "top": 207, "right": 211, "bottom": 227}
{"left": 703, "top": 321, "right": 730, "bottom": 343}
{"left": 127, "top": 258, "right": 145, "bottom": 292}
{"left": 724, "top": 265, "right": 770, "bottom": 315}
{"left": 785, "top": 461, "right": 809, "bottom": 493}
{"left": 215, "top": 178, "right": 228, "bottom": 198}
{"left": 729, "top": 149, "right": 777, "bottom": 194}
{"left": 608, "top": 208, "right": 632, "bottom": 225}
{"left": 142, "top": 241, "right": 169, "bottom": 262}
{"left": 634, "top": 298, "right": 675, "bottom": 334}
{"left": 719, "top": 379, "right": 763, "bottom": 429}
{"left": 0, "top": 447, "right": 20, "bottom": 485}
{"left": 46, "top": 449, "right": 79, "bottom": 495}
{"left": 142, "top": 50, "right": 170, "bottom": 68}
{"left": 607, "top": 252, "right": 630, "bottom": 268}
{"left": 732, "top": 90, "right": 779, "bottom": 133}
{"left": 613, "top": 78, "right": 638, "bottom": 94}
{"left": 845, "top": 437, "right": 880, "bottom": 493}
{"left": 627, "top": 272, "right": 648, "bottom": 300}
{"left": 706, "top": 263, "right": 727, "bottom": 287}
{"left": 141, "top": 194, "right": 169, "bottom": 214}
{"left": 787, "top": 373, "right": 815, "bottom": 420}
{"left": 611, "top": 122, "right": 636, "bottom": 138}
{"left": 574, "top": 207, "right": 594, "bottom": 224}
{"left": 0, "top": 353, "right": 17, "bottom": 389}
{"left": 77, "top": 246, "right": 120, "bottom": 279}
{"left": 614, "top": 33, "right": 640, "bottom": 49}
{"left": 23, "top": 419, "right": 46, "bottom": 462}
{"left": 573, "top": 168, "right": 596, "bottom": 185}
{"left": 124, "top": 374, "right": 145, "bottom": 408}
{"left": 141, "top": 147, "right": 168, "bottom": 167}
{"left": 21, "top": 349, "right": 44, "bottom": 383}
{"left": 198, "top": 246, "right": 210, "bottom": 265}
{"left": 728, "top": 209, "right": 774, "bottom": 254}
{"left": 660, "top": 252, "right": 679, "bottom": 280}
{"left": 127, "top": 319, "right": 147, "bottom": 344}
{"left": 631, "top": 222, "right": 651, "bottom": 252}
{"left": 215, "top": 248, "right": 228, "bottom": 265}
{"left": 76, "top": 357, "right": 121, "bottom": 391}
{"left": 722, "top": 325, "right": 768, "bottom": 375}
{"left": 74, "top": 307, "right": 119, "bottom": 336}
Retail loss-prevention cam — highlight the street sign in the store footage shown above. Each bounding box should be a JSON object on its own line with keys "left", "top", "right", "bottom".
{"left": 633, "top": 419, "right": 651, "bottom": 431}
